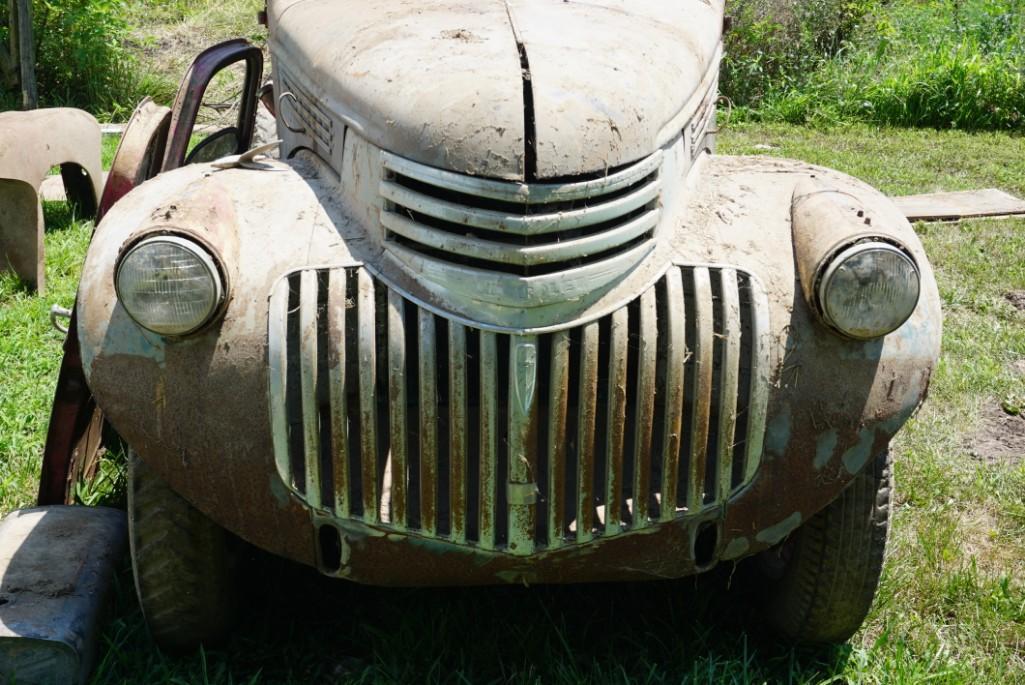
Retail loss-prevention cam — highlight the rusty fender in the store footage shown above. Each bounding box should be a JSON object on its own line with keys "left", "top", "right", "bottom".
{"left": 0, "top": 108, "right": 103, "bottom": 292}
{"left": 76, "top": 154, "right": 940, "bottom": 584}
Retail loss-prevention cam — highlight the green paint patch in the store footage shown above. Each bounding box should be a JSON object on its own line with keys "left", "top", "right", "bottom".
{"left": 721, "top": 537, "right": 750, "bottom": 560}
{"left": 764, "top": 405, "right": 791, "bottom": 458}
{"left": 815, "top": 428, "right": 839, "bottom": 470}
{"left": 756, "top": 512, "right": 803, "bottom": 545}
{"left": 842, "top": 428, "right": 876, "bottom": 475}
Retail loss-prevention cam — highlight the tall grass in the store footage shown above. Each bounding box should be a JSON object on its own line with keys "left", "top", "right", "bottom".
{"left": 721, "top": 0, "right": 881, "bottom": 107}
{"left": 733, "top": 0, "right": 1025, "bottom": 130}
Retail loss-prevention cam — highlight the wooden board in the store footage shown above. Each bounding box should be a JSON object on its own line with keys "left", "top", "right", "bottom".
{"left": 894, "top": 188, "right": 1025, "bottom": 222}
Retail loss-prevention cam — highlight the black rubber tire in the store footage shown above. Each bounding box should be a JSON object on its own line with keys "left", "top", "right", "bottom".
{"left": 127, "top": 451, "right": 239, "bottom": 652}
{"left": 757, "top": 451, "right": 892, "bottom": 644}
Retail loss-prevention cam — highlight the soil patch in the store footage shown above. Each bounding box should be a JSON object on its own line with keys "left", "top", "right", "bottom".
{"left": 1005, "top": 290, "right": 1025, "bottom": 312}
{"left": 969, "top": 403, "right": 1025, "bottom": 465}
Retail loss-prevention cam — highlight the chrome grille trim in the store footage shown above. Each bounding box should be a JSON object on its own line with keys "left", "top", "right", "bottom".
{"left": 381, "top": 149, "right": 663, "bottom": 204}
{"left": 326, "top": 272, "right": 349, "bottom": 516}
{"left": 379, "top": 151, "right": 663, "bottom": 275}
{"left": 298, "top": 270, "right": 321, "bottom": 510}
{"left": 385, "top": 239, "right": 656, "bottom": 307}
{"left": 268, "top": 264, "right": 770, "bottom": 552}
{"left": 380, "top": 208, "right": 660, "bottom": 266}
{"left": 380, "top": 178, "right": 661, "bottom": 235}
{"left": 688, "top": 267, "right": 714, "bottom": 511}
{"left": 386, "top": 290, "right": 407, "bottom": 528}
{"left": 356, "top": 269, "right": 378, "bottom": 523}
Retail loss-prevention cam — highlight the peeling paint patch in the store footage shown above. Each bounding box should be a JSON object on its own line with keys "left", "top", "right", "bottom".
{"left": 268, "top": 472, "right": 290, "bottom": 507}
{"left": 842, "top": 428, "right": 876, "bottom": 474}
{"left": 756, "top": 512, "right": 802, "bottom": 545}
{"left": 814, "top": 428, "right": 838, "bottom": 470}
{"left": 105, "top": 311, "right": 167, "bottom": 366}
{"left": 764, "top": 405, "right": 791, "bottom": 458}
{"left": 722, "top": 537, "right": 750, "bottom": 560}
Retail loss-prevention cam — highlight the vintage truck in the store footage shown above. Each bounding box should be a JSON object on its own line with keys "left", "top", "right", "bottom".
{"left": 38, "top": 0, "right": 940, "bottom": 652}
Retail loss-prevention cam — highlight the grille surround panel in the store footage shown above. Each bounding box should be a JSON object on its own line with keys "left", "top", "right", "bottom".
{"left": 379, "top": 151, "right": 663, "bottom": 277}
{"left": 268, "top": 264, "right": 771, "bottom": 555}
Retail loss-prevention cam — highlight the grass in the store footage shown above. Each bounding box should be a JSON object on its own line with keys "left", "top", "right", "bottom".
{"left": 739, "top": 0, "right": 1025, "bottom": 129}
{"left": 122, "top": 0, "right": 267, "bottom": 114}
{"left": 0, "top": 123, "right": 1022, "bottom": 682}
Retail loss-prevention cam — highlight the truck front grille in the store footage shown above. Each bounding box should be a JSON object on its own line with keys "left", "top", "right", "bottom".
{"left": 378, "top": 151, "right": 662, "bottom": 276}
{"left": 268, "top": 265, "right": 770, "bottom": 555}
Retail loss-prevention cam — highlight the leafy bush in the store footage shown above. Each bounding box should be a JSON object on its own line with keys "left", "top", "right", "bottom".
{"left": 736, "top": 0, "right": 1025, "bottom": 130}
{"left": 722, "top": 0, "right": 882, "bottom": 106}
{"left": 1, "top": 0, "right": 139, "bottom": 116}
{"left": 32, "top": 0, "right": 139, "bottom": 117}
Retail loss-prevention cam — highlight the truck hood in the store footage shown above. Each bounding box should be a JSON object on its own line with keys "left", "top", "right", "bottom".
{"left": 269, "top": 0, "right": 723, "bottom": 180}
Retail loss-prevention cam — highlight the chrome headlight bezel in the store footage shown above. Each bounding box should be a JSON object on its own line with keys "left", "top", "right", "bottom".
{"left": 815, "top": 240, "right": 921, "bottom": 341}
{"left": 115, "top": 234, "right": 227, "bottom": 337}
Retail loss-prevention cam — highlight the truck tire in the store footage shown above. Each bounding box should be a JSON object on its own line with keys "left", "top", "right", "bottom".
{"left": 127, "top": 451, "right": 239, "bottom": 652}
{"left": 757, "top": 451, "right": 892, "bottom": 644}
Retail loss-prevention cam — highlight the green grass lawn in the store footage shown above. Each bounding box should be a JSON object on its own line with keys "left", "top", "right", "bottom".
{"left": 1, "top": 124, "right": 1023, "bottom": 683}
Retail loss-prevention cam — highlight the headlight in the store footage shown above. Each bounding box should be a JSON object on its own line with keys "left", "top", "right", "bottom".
{"left": 115, "top": 236, "right": 225, "bottom": 336}
{"left": 817, "top": 241, "right": 920, "bottom": 340}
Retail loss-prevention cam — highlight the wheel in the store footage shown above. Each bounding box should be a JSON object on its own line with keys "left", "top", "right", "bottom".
{"left": 756, "top": 451, "right": 892, "bottom": 644}
{"left": 127, "top": 450, "right": 239, "bottom": 652}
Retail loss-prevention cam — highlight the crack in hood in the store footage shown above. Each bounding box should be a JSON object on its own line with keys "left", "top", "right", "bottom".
{"left": 507, "top": 0, "right": 724, "bottom": 178}
{"left": 269, "top": 0, "right": 723, "bottom": 181}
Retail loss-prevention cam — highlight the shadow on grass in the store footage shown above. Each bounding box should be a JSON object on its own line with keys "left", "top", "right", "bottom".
{"left": 95, "top": 547, "right": 854, "bottom": 684}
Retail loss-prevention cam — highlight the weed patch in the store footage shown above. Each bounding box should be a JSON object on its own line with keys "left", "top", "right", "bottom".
{"left": 737, "top": 0, "right": 1025, "bottom": 129}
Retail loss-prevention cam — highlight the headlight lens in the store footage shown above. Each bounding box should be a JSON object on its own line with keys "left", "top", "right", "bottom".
{"left": 115, "top": 236, "right": 224, "bottom": 336}
{"left": 817, "top": 242, "right": 920, "bottom": 340}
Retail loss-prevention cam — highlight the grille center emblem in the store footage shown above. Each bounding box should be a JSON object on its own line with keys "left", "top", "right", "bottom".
{"left": 513, "top": 339, "right": 537, "bottom": 414}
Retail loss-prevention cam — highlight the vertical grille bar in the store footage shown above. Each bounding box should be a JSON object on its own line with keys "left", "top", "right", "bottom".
{"left": 547, "top": 330, "right": 570, "bottom": 547}
{"left": 299, "top": 270, "right": 322, "bottom": 510}
{"left": 507, "top": 336, "right": 539, "bottom": 555}
{"left": 386, "top": 290, "right": 407, "bottom": 527}
{"left": 478, "top": 331, "right": 499, "bottom": 549}
{"left": 357, "top": 269, "right": 379, "bottom": 523}
{"left": 717, "top": 269, "right": 742, "bottom": 500}
{"left": 745, "top": 280, "right": 771, "bottom": 481}
{"left": 576, "top": 323, "right": 600, "bottom": 542}
{"left": 660, "top": 268, "right": 687, "bottom": 521}
{"left": 268, "top": 278, "right": 292, "bottom": 489}
{"left": 632, "top": 288, "right": 657, "bottom": 528}
{"left": 604, "top": 308, "right": 629, "bottom": 535}
{"left": 272, "top": 265, "right": 771, "bottom": 549}
{"left": 327, "top": 270, "right": 349, "bottom": 516}
{"left": 448, "top": 323, "right": 468, "bottom": 543}
{"left": 419, "top": 310, "right": 438, "bottom": 536}
{"left": 687, "top": 267, "right": 714, "bottom": 511}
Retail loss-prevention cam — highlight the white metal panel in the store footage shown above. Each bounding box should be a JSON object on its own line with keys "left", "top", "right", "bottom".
{"left": 506, "top": 0, "right": 722, "bottom": 177}
{"left": 270, "top": 0, "right": 526, "bottom": 179}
